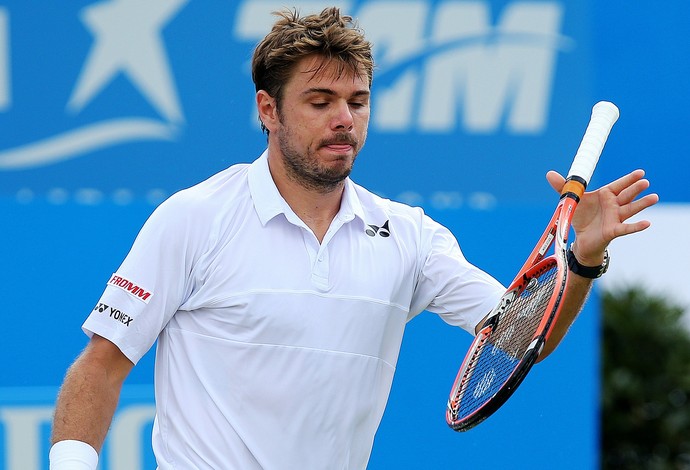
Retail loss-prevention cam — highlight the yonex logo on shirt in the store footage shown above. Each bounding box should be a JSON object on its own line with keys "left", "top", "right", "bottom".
{"left": 93, "top": 302, "right": 134, "bottom": 327}
{"left": 107, "top": 274, "right": 153, "bottom": 304}
{"left": 366, "top": 220, "right": 390, "bottom": 237}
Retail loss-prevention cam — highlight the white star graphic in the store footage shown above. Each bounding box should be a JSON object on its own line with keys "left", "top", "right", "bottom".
{"left": 67, "top": 0, "right": 188, "bottom": 123}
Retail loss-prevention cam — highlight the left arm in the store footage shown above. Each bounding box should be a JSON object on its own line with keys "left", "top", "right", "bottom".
{"left": 539, "top": 169, "right": 659, "bottom": 358}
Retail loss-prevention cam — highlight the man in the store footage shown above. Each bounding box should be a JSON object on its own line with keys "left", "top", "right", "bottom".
{"left": 49, "top": 7, "right": 658, "bottom": 469}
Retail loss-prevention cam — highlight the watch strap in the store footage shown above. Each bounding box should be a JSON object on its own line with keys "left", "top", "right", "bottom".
{"left": 567, "top": 244, "right": 609, "bottom": 279}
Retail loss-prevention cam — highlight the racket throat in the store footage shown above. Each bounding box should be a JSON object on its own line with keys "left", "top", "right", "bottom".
{"left": 560, "top": 176, "right": 587, "bottom": 200}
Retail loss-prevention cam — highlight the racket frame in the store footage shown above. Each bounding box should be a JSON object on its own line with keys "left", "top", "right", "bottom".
{"left": 446, "top": 181, "right": 584, "bottom": 432}
{"left": 445, "top": 101, "right": 619, "bottom": 432}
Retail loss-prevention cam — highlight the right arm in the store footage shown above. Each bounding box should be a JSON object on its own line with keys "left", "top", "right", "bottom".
{"left": 51, "top": 334, "right": 134, "bottom": 454}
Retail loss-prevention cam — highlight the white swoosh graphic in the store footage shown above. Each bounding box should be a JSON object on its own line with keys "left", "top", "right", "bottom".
{"left": 0, "top": 118, "right": 177, "bottom": 170}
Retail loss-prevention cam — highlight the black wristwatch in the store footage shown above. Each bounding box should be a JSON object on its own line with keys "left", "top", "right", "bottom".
{"left": 567, "top": 243, "right": 610, "bottom": 279}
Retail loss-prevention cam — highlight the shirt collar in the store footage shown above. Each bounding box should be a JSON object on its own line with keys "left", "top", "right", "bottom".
{"left": 340, "top": 176, "right": 366, "bottom": 224}
{"left": 248, "top": 150, "right": 286, "bottom": 225}
{"left": 248, "top": 149, "right": 366, "bottom": 226}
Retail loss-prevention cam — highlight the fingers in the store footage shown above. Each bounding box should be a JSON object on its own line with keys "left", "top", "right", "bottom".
{"left": 619, "top": 192, "right": 660, "bottom": 222}
{"left": 547, "top": 169, "right": 649, "bottom": 197}
{"left": 545, "top": 170, "right": 565, "bottom": 192}
{"left": 608, "top": 178, "right": 658, "bottom": 241}
{"left": 568, "top": 168, "right": 658, "bottom": 246}
{"left": 605, "top": 169, "right": 647, "bottom": 195}
{"left": 614, "top": 218, "right": 652, "bottom": 238}
{"left": 615, "top": 177, "right": 651, "bottom": 205}
{"left": 602, "top": 169, "right": 659, "bottom": 224}
{"left": 547, "top": 169, "right": 659, "bottom": 221}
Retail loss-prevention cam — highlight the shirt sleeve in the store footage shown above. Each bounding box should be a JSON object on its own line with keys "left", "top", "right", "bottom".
{"left": 409, "top": 215, "right": 506, "bottom": 335}
{"left": 82, "top": 192, "right": 198, "bottom": 364}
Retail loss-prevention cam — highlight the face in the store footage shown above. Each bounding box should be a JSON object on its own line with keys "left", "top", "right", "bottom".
{"left": 263, "top": 56, "right": 371, "bottom": 192}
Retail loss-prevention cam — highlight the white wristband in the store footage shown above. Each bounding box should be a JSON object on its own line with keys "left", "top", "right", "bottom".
{"left": 49, "top": 440, "right": 98, "bottom": 470}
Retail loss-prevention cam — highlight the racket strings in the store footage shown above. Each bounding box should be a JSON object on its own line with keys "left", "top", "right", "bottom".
{"left": 450, "top": 264, "right": 559, "bottom": 421}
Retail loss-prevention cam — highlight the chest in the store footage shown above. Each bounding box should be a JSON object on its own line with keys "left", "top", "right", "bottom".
{"left": 173, "top": 215, "right": 419, "bottom": 362}
{"left": 186, "top": 214, "right": 419, "bottom": 309}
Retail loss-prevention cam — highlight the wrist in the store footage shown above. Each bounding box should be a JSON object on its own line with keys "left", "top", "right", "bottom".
{"left": 49, "top": 440, "right": 98, "bottom": 470}
{"left": 567, "top": 243, "right": 610, "bottom": 279}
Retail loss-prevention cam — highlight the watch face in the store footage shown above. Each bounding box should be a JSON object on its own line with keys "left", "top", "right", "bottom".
{"left": 600, "top": 249, "right": 610, "bottom": 275}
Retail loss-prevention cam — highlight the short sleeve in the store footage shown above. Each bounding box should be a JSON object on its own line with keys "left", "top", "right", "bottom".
{"left": 82, "top": 193, "right": 198, "bottom": 364}
{"left": 409, "top": 216, "right": 505, "bottom": 335}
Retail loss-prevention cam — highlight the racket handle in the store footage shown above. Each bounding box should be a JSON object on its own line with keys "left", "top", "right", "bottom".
{"left": 566, "top": 101, "right": 620, "bottom": 186}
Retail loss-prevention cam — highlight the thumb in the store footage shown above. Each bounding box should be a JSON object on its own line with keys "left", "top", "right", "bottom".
{"left": 546, "top": 170, "right": 565, "bottom": 193}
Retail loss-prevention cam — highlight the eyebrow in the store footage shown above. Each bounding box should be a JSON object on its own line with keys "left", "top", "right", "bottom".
{"left": 302, "top": 88, "right": 371, "bottom": 99}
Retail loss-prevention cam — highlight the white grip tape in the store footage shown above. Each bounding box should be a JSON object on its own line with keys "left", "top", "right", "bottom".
{"left": 567, "top": 101, "right": 620, "bottom": 185}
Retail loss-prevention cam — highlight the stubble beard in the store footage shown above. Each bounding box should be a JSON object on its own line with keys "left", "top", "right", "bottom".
{"left": 277, "top": 125, "right": 361, "bottom": 194}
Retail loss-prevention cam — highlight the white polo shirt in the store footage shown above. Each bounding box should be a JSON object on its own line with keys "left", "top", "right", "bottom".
{"left": 83, "top": 150, "right": 504, "bottom": 470}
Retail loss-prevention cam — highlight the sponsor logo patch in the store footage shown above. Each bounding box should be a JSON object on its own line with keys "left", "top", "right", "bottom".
{"left": 365, "top": 220, "right": 391, "bottom": 238}
{"left": 107, "top": 274, "right": 153, "bottom": 304}
{"left": 93, "top": 302, "right": 134, "bottom": 327}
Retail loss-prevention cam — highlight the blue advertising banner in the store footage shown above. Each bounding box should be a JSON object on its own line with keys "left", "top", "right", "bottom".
{"left": 0, "top": 0, "right": 594, "bottom": 206}
{"left": 1, "top": 2, "right": 686, "bottom": 203}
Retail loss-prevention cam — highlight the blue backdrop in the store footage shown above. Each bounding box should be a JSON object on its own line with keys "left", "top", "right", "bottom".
{"left": 1, "top": 1, "right": 687, "bottom": 469}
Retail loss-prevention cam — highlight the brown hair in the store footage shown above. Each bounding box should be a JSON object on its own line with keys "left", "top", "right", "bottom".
{"left": 251, "top": 7, "right": 374, "bottom": 133}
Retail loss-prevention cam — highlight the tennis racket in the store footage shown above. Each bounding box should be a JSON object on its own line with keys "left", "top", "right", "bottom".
{"left": 446, "top": 101, "right": 620, "bottom": 432}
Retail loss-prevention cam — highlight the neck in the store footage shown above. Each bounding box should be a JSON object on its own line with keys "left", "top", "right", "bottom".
{"left": 267, "top": 150, "right": 344, "bottom": 242}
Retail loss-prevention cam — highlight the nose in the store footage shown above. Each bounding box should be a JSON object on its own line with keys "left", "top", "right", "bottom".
{"left": 332, "top": 100, "right": 354, "bottom": 131}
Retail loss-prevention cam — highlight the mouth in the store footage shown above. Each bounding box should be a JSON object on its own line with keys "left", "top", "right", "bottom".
{"left": 320, "top": 135, "right": 357, "bottom": 155}
{"left": 323, "top": 143, "right": 354, "bottom": 153}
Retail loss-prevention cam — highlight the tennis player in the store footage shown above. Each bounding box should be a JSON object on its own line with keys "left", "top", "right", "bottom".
{"left": 49, "top": 7, "right": 658, "bottom": 469}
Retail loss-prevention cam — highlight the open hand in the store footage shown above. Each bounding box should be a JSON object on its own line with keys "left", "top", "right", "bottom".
{"left": 545, "top": 169, "right": 659, "bottom": 265}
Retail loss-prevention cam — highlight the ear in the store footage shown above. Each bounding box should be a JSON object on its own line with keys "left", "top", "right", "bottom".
{"left": 256, "top": 90, "right": 279, "bottom": 133}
